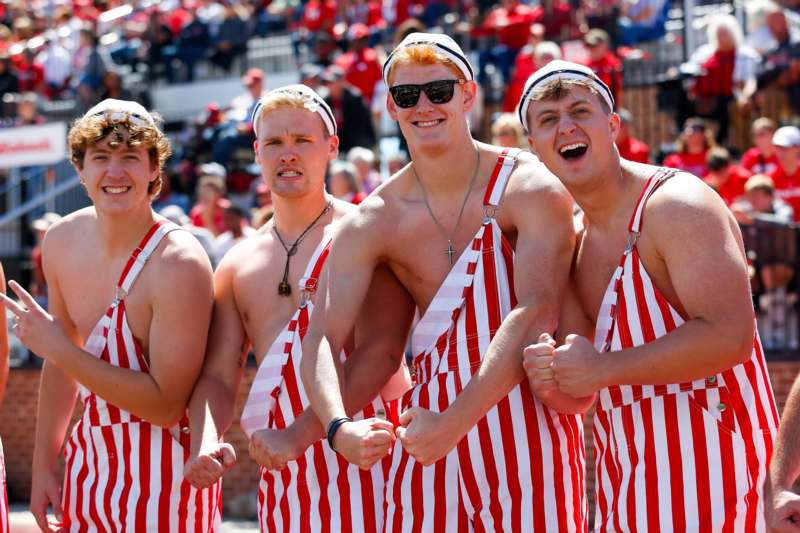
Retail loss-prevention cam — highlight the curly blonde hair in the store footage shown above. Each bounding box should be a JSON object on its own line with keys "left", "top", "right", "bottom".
{"left": 68, "top": 111, "right": 172, "bottom": 197}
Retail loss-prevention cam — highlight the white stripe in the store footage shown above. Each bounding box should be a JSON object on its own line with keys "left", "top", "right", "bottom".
{"left": 650, "top": 396, "right": 674, "bottom": 532}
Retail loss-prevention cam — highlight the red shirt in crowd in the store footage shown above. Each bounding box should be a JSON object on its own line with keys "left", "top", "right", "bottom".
{"left": 12, "top": 55, "right": 44, "bottom": 92}
{"left": 741, "top": 147, "right": 780, "bottom": 175}
{"left": 190, "top": 198, "right": 231, "bottom": 235}
{"left": 663, "top": 150, "right": 709, "bottom": 177}
{"left": 616, "top": 136, "right": 650, "bottom": 163}
{"left": 345, "top": 0, "right": 384, "bottom": 29}
{"left": 301, "top": 0, "right": 337, "bottom": 33}
{"left": 503, "top": 48, "right": 537, "bottom": 112}
{"left": 771, "top": 165, "right": 800, "bottom": 221}
{"left": 584, "top": 51, "right": 623, "bottom": 105}
{"left": 703, "top": 165, "right": 751, "bottom": 206}
{"left": 531, "top": 2, "right": 574, "bottom": 41}
{"left": 693, "top": 49, "right": 735, "bottom": 98}
{"left": 335, "top": 47, "right": 382, "bottom": 104}
{"left": 483, "top": 3, "right": 536, "bottom": 50}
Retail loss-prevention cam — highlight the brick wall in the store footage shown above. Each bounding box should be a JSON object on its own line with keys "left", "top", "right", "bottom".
{"left": 2, "top": 362, "right": 799, "bottom": 517}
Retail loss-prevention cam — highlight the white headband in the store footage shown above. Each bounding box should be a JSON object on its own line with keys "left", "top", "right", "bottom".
{"left": 382, "top": 32, "right": 474, "bottom": 84}
{"left": 517, "top": 60, "right": 615, "bottom": 132}
{"left": 84, "top": 98, "right": 156, "bottom": 127}
{"left": 251, "top": 84, "right": 337, "bottom": 137}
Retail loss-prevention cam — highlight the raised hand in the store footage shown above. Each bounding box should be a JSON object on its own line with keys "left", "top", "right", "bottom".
{"left": 0, "top": 280, "right": 72, "bottom": 360}
{"left": 396, "top": 407, "right": 459, "bottom": 466}
{"left": 523, "top": 332, "right": 559, "bottom": 400}
{"left": 184, "top": 442, "right": 236, "bottom": 489}
{"left": 331, "top": 418, "right": 395, "bottom": 470}
{"left": 552, "top": 334, "right": 606, "bottom": 398}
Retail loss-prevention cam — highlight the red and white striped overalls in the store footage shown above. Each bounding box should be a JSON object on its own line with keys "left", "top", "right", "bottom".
{"left": 62, "top": 220, "right": 222, "bottom": 532}
{"left": 0, "top": 440, "right": 8, "bottom": 532}
{"left": 241, "top": 233, "right": 393, "bottom": 533}
{"left": 384, "top": 149, "right": 587, "bottom": 533}
{"left": 592, "top": 168, "right": 780, "bottom": 532}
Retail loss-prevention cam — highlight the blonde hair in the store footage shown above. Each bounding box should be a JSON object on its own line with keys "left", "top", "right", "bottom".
{"left": 491, "top": 113, "right": 525, "bottom": 148}
{"left": 527, "top": 77, "right": 611, "bottom": 115}
{"left": 68, "top": 112, "right": 171, "bottom": 197}
{"left": 253, "top": 92, "right": 330, "bottom": 138}
{"left": 385, "top": 44, "right": 464, "bottom": 86}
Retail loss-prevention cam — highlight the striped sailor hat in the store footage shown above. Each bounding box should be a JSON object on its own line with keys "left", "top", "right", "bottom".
{"left": 84, "top": 98, "right": 156, "bottom": 127}
{"left": 517, "top": 60, "right": 614, "bottom": 132}
{"left": 251, "top": 84, "right": 337, "bottom": 137}
{"left": 382, "top": 32, "right": 474, "bottom": 84}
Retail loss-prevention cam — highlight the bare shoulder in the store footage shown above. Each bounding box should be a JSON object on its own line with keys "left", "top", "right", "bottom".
{"left": 336, "top": 170, "right": 408, "bottom": 238}
{"left": 502, "top": 151, "right": 573, "bottom": 217}
{"left": 151, "top": 226, "right": 214, "bottom": 288}
{"left": 215, "top": 229, "right": 269, "bottom": 278}
{"left": 41, "top": 207, "right": 96, "bottom": 255}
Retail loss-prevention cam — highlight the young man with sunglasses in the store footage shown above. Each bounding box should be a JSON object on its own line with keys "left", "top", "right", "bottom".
{"left": 301, "top": 33, "right": 588, "bottom": 531}
{"left": 0, "top": 99, "right": 222, "bottom": 531}
{"left": 519, "top": 61, "right": 778, "bottom": 531}
{"left": 182, "top": 85, "right": 414, "bottom": 533}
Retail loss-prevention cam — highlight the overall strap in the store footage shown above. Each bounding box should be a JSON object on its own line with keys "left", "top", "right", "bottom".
{"left": 624, "top": 167, "right": 677, "bottom": 253}
{"left": 115, "top": 220, "right": 182, "bottom": 302}
{"left": 298, "top": 229, "right": 333, "bottom": 299}
{"left": 482, "top": 148, "right": 522, "bottom": 217}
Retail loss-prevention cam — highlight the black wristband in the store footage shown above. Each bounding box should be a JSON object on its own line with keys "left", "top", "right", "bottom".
{"left": 326, "top": 416, "right": 353, "bottom": 452}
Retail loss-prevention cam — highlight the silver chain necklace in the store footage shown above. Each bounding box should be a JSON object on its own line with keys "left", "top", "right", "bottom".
{"left": 412, "top": 142, "right": 481, "bottom": 266}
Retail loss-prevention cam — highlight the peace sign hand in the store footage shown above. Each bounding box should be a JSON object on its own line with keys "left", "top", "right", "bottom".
{"left": 0, "top": 280, "right": 71, "bottom": 362}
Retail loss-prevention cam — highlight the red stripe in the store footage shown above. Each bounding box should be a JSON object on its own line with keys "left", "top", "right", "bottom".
{"left": 312, "top": 443, "right": 332, "bottom": 533}
{"left": 688, "top": 391, "right": 712, "bottom": 532}
{"left": 433, "top": 373, "right": 450, "bottom": 532}
{"left": 542, "top": 406, "right": 569, "bottom": 529}
{"left": 620, "top": 406, "right": 639, "bottom": 533}
{"left": 62, "top": 435, "right": 76, "bottom": 530}
{"left": 101, "top": 426, "right": 120, "bottom": 533}
{"left": 116, "top": 221, "right": 164, "bottom": 286}
{"left": 73, "top": 424, "right": 90, "bottom": 531}
{"left": 519, "top": 382, "right": 546, "bottom": 531}
{"left": 627, "top": 173, "right": 657, "bottom": 232}
{"left": 157, "top": 429, "right": 173, "bottom": 533}
{"left": 135, "top": 423, "right": 152, "bottom": 529}
{"left": 481, "top": 151, "right": 508, "bottom": 206}
{"left": 409, "top": 385, "right": 427, "bottom": 533}
{"left": 639, "top": 398, "right": 661, "bottom": 531}
{"left": 592, "top": 418, "right": 608, "bottom": 530}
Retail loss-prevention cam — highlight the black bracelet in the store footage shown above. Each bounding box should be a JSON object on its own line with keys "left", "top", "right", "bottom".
{"left": 326, "top": 416, "right": 353, "bottom": 452}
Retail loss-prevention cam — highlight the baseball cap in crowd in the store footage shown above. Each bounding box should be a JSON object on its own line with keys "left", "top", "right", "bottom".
{"left": 299, "top": 63, "right": 323, "bottom": 84}
{"left": 321, "top": 65, "right": 345, "bottom": 83}
{"left": 584, "top": 29, "right": 609, "bottom": 47}
{"left": 242, "top": 68, "right": 264, "bottom": 87}
{"left": 383, "top": 32, "right": 474, "bottom": 83}
{"left": 348, "top": 23, "right": 370, "bottom": 41}
{"left": 199, "top": 162, "right": 227, "bottom": 179}
{"left": 31, "top": 212, "right": 61, "bottom": 232}
{"left": 772, "top": 126, "right": 800, "bottom": 148}
{"left": 745, "top": 174, "right": 775, "bottom": 194}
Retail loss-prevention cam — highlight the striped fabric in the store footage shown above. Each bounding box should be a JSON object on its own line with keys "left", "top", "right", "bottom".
{"left": 0, "top": 440, "right": 7, "bottom": 532}
{"left": 591, "top": 169, "right": 780, "bottom": 532}
{"left": 384, "top": 149, "right": 587, "bottom": 533}
{"left": 62, "top": 220, "right": 222, "bottom": 532}
{"left": 241, "top": 233, "right": 393, "bottom": 533}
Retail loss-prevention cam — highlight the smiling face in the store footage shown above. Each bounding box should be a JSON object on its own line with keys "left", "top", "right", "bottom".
{"left": 80, "top": 130, "right": 159, "bottom": 214}
{"left": 387, "top": 62, "right": 476, "bottom": 154}
{"left": 254, "top": 107, "right": 339, "bottom": 199}
{"left": 525, "top": 83, "right": 619, "bottom": 189}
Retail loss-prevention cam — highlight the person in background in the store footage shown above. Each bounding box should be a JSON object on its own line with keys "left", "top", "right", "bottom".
{"left": 614, "top": 107, "right": 650, "bottom": 163}
{"left": 328, "top": 160, "right": 367, "bottom": 204}
{"left": 582, "top": 29, "right": 623, "bottom": 107}
{"left": 321, "top": 65, "right": 376, "bottom": 153}
{"left": 618, "top": 0, "right": 669, "bottom": 46}
{"left": 702, "top": 146, "right": 752, "bottom": 206}
{"left": 190, "top": 173, "right": 231, "bottom": 236}
{"left": 212, "top": 204, "right": 256, "bottom": 264}
{"left": 347, "top": 146, "right": 381, "bottom": 193}
{"left": 686, "top": 14, "right": 760, "bottom": 144}
{"left": 663, "top": 117, "right": 717, "bottom": 176}
{"left": 742, "top": 117, "right": 780, "bottom": 175}
{"left": 502, "top": 24, "right": 548, "bottom": 112}
{"left": 490, "top": 112, "right": 527, "bottom": 149}
{"left": 209, "top": 1, "right": 247, "bottom": 72}
{"left": 758, "top": 4, "right": 800, "bottom": 115}
{"left": 770, "top": 125, "right": 800, "bottom": 221}
{"left": 250, "top": 181, "right": 274, "bottom": 229}
{"left": 160, "top": 204, "right": 217, "bottom": 268}
{"left": 335, "top": 23, "right": 383, "bottom": 107}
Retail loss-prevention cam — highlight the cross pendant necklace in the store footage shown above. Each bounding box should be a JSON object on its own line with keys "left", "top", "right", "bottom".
{"left": 445, "top": 240, "right": 456, "bottom": 266}
{"left": 413, "top": 141, "right": 481, "bottom": 268}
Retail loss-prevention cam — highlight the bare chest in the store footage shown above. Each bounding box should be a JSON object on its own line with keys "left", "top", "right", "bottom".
{"left": 235, "top": 238, "right": 325, "bottom": 362}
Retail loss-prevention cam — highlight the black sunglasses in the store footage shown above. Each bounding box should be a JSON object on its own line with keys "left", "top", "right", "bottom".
{"left": 389, "top": 79, "right": 466, "bottom": 108}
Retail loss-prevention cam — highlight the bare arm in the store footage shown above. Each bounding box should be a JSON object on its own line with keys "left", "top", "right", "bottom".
{"left": 0, "top": 263, "right": 8, "bottom": 405}
{"left": 6, "top": 233, "right": 215, "bottom": 427}
{"left": 553, "top": 176, "right": 756, "bottom": 397}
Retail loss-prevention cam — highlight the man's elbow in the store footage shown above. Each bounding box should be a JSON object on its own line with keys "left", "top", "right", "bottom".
{"left": 720, "top": 318, "right": 756, "bottom": 366}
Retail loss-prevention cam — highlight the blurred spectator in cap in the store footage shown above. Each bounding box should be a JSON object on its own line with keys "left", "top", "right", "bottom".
{"left": 758, "top": 4, "right": 800, "bottom": 115}
{"left": 732, "top": 174, "right": 794, "bottom": 224}
{"left": 251, "top": 181, "right": 274, "bottom": 229}
{"left": 300, "top": 0, "right": 337, "bottom": 37}
{"left": 36, "top": 34, "right": 71, "bottom": 100}
{"left": 97, "top": 70, "right": 133, "bottom": 103}
{"left": 328, "top": 160, "right": 367, "bottom": 204}
{"left": 347, "top": 146, "right": 381, "bottom": 193}
{"left": 12, "top": 46, "right": 44, "bottom": 95}
{"left": 177, "top": 4, "right": 211, "bottom": 83}
{"left": 29, "top": 212, "right": 61, "bottom": 308}
{"left": 230, "top": 68, "right": 265, "bottom": 122}
{"left": 618, "top": 0, "right": 670, "bottom": 46}
{"left": 140, "top": 10, "right": 174, "bottom": 83}
{"left": 190, "top": 174, "right": 231, "bottom": 236}
{"left": 491, "top": 113, "right": 527, "bottom": 149}
{"left": 299, "top": 63, "right": 323, "bottom": 90}
{"left": 615, "top": 108, "right": 650, "bottom": 163}
{"left": 479, "top": 1, "right": 536, "bottom": 85}
{"left": 210, "top": 1, "right": 247, "bottom": 72}
{"left": 742, "top": 117, "right": 780, "bottom": 175}
{"left": 322, "top": 65, "right": 376, "bottom": 152}
{"left": 686, "top": 14, "right": 759, "bottom": 144}
{"left": 334, "top": 22, "right": 382, "bottom": 106}
{"left": 15, "top": 92, "right": 44, "bottom": 126}
{"left": 663, "top": 118, "right": 717, "bottom": 177}
{"left": 582, "top": 28, "right": 623, "bottom": 107}
{"left": 212, "top": 69, "right": 264, "bottom": 168}
{"left": 502, "top": 25, "right": 550, "bottom": 112}
{"left": 702, "top": 146, "right": 752, "bottom": 206}
{"left": 770, "top": 125, "right": 800, "bottom": 220}
{"left": 212, "top": 204, "right": 256, "bottom": 264}
{"left": 160, "top": 204, "right": 216, "bottom": 267}
{"left": 312, "top": 31, "right": 338, "bottom": 68}
{"left": 530, "top": 0, "right": 576, "bottom": 42}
